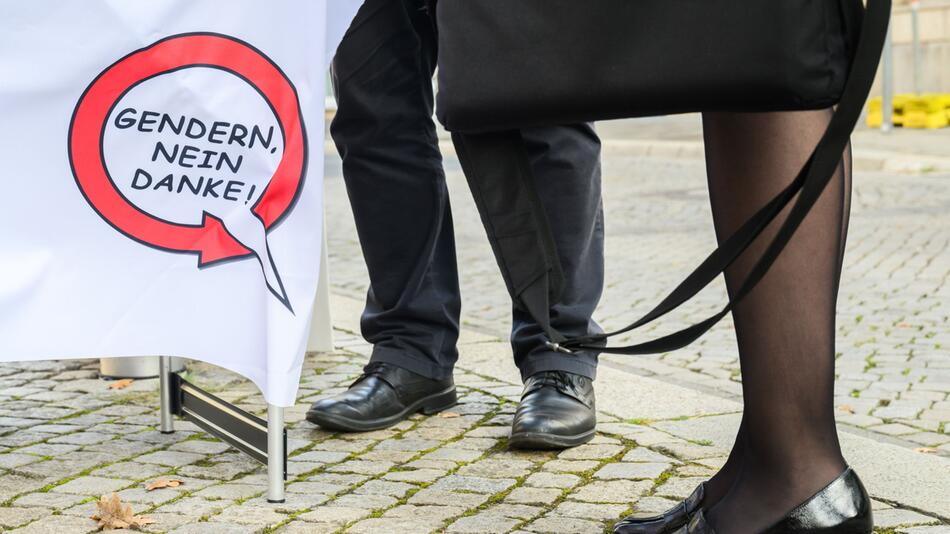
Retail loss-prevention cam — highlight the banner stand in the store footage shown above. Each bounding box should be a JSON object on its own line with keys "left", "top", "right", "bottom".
{"left": 159, "top": 356, "right": 175, "bottom": 434}
{"left": 153, "top": 225, "right": 334, "bottom": 502}
{"left": 158, "top": 355, "right": 287, "bottom": 502}
{"left": 267, "top": 405, "right": 286, "bottom": 503}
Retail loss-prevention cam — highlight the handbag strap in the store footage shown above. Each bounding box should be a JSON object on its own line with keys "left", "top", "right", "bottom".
{"left": 453, "top": 0, "right": 891, "bottom": 355}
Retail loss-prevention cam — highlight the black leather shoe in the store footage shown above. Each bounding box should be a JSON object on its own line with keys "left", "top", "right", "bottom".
{"left": 306, "top": 362, "right": 456, "bottom": 432}
{"left": 509, "top": 371, "right": 596, "bottom": 450}
{"left": 684, "top": 468, "right": 872, "bottom": 534}
{"left": 613, "top": 483, "right": 704, "bottom": 534}
{"left": 762, "top": 468, "right": 872, "bottom": 534}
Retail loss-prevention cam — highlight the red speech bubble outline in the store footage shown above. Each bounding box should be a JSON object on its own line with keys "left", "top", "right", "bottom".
{"left": 68, "top": 32, "right": 307, "bottom": 267}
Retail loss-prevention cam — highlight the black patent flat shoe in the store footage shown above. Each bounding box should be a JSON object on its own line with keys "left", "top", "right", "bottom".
{"left": 613, "top": 483, "right": 704, "bottom": 534}
{"left": 509, "top": 371, "right": 596, "bottom": 450}
{"left": 306, "top": 362, "right": 456, "bottom": 432}
{"left": 683, "top": 468, "right": 872, "bottom": 534}
{"left": 762, "top": 467, "right": 872, "bottom": 534}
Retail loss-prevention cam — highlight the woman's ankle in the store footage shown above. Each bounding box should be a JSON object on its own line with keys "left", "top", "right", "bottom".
{"left": 701, "top": 461, "right": 740, "bottom": 508}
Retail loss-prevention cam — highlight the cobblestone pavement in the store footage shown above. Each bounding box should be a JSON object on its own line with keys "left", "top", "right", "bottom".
{"left": 0, "top": 346, "right": 946, "bottom": 534}
{"left": 0, "top": 119, "right": 947, "bottom": 533}
{"left": 0, "top": 356, "right": 720, "bottom": 534}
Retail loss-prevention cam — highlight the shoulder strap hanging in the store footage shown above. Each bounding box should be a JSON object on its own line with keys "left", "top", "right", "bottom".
{"left": 453, "top": 0, "right": 890, "bottom": 355}
{"left": 453, "top": 129, "right": 568, "bottom": 346}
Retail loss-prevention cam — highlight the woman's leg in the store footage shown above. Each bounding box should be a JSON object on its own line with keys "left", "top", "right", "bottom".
{"left": 700, "top": 110, "right": 850, "bottom": 533}
{"left": 696, "top": 136, "right": 853, "bottom": 512}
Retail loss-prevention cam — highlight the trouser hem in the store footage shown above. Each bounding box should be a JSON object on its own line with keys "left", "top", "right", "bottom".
{"left": 518, "top": 351, "right": 598, "bottom": 382}
{"left": 369, "top": 345, "right": 454, "bottom": 381}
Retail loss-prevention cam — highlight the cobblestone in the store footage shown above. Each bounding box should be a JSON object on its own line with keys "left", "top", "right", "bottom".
{"left": 8, "top": 514, "right": 98, "bottom": 534}
{"left": 193, "top": 484, "right": 262, "bottom": 501}
{"left": 448, "top": 514, "right": 521, "bottom": 533}
{"left": 168, "top": 523, "right": 257, "bottom": 534}
{"left": 168, "top": 440, "right": 231, "bottom": 455}
{"left": 525, "top": 516, "right": 604, "bottom": 533}
{"left": 298, "top": 505, "right": 368, "bottom": 524}
{"left": 353, "top": 479, "right": 414, "bottom": 497}
{"left": 12, "top": 492, "right": 86, "bottom": 509}
{"left": 408, "top": 488, "right": 491, "bottom": 508}
{"left": 549, "top": 501, "right": 630, "bottom": 521}
{"left": 595, "top": 461, "right": 670, "bottom": 480}
{"left": 524, "top": 472, "right": 581, "bottom": 489}
{"left": 505, "top": 487, "right": 562, "bottom": 505}
{"left": 0, "top": 507, "right": 49, "bottom": 529}
{"left": 573, "top": 480, "right": 654, "bottom": 504}
{"left": 50, "top": 476, "right": 132, "bottom": 495}
{"left": 156, "top": 496, "right": 230, "bottom": 517}
{"left": 431, "top": 474, "right": 518, "bottom": 494}
{"left": 351, "top": 516, "right": 447, "bottom": 533}
{"left": 457, "top": 458, "right": 534, "bottom": 478}
{"left": 874, "top": 508, "right": 943, "bottom": 528}
{"left": 136, "top": 450, "right": 206, "bottom": 467}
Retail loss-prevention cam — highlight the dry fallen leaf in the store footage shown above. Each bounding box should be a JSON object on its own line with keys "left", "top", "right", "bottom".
{"left": 837, "top": 405, "right": 855, "bottom": 414}
{"left": 439, "top": 411, "right": 461, "bottom": 419}
{"left": 108, "top": 379, "right": 135, "bottom": 390}
{"left": 914, "top": 447, "right": 938, "bottom": 454}
{"left": 145, "top": 478, "right": 183, "bottom": 491}
{"left": 90, "top": 493, "right": 155, "bottom": 530}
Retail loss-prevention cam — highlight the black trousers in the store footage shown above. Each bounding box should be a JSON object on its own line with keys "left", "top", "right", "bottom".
{"left": 330, "top": 0, "right": 605, "bottom": 381}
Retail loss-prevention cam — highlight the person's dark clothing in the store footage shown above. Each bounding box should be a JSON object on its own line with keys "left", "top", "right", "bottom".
{"left": 330, "top": 0, "right": 604, "bottom": 381}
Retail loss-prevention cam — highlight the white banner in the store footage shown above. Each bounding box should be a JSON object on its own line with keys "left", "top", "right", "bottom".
{"left": 0, "top": 1, "right": 362, "bottom": 406}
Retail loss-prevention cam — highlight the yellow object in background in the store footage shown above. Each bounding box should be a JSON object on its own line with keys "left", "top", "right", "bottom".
{"left": 868, "top": 93, "right": 950, "bottom": 129}
{"left": 903, "top": 94, "right": 950, "bottom": 129}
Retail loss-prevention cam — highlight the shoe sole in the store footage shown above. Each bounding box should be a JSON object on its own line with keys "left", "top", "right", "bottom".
{"left": 508, "top": 428, "right": 596, "bottom": 450}
{"left": 305, "top": 386, "right": 458, "bottom": 432}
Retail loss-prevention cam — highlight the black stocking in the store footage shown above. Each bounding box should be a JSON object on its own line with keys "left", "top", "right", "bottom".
{"left": 697, "top": 110, "right": 851, "bottom": 533}
{"left": 699, "top": 135, "right": 853, "bottom": 512}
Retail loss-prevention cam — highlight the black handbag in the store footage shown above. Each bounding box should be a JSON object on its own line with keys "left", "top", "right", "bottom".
{"left": 435, "top": 0, "right": 891, "bottom": 355}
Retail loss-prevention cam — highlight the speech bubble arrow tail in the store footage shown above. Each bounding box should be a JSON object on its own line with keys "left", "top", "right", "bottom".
{"left": 196, "top": 212, "right": 253, "bottom": 267}
{"left": 258, "top": 244, "right": 293, "bottom": 314}
{"left": 211, "top": 211, "right": 293, "bottom": 313}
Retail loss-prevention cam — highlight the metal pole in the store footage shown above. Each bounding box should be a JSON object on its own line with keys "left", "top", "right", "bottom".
{"left": 911, "top": 1, "right": 922, "bottom": 95}
{"left": 267, "top": 404, "right": 285, "bottom": 503}
{"left": 307, "top": 221, "right": 334, "bottom": 353}
{"left": 882, "top": 14, "right": 895, "bottom": 132}
{"left": 158, "top": 356, "right": 174, "bottom": 434}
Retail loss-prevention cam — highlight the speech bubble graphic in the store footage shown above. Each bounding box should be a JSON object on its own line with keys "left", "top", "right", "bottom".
{"left": 68, "top": 33, "right": 307, "bottom": 312}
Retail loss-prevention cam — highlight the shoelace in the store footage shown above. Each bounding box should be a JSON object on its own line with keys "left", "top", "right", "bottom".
{"left": 533, "top": 371, "right": 575, "bottom": 392}
{"left": 350, "top": 362, "right": 389, "bottom": 387}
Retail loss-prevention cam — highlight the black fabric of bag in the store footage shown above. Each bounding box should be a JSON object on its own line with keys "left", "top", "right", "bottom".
{"left": 437, "top": 0, "right": 867, "bottom": 133}
{"left": 437, "top": 0, "right": 891, "bottom": 354}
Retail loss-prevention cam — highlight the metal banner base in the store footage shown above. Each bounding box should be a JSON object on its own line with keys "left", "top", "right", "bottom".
{"left": 158, "top": 356, "right": 286, "bottom": 502}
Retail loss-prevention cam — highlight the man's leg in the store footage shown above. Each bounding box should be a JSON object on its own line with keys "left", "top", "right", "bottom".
{"left": 509, "top": 124, "right": 605, "bottom": 449}
{"left": 307, "top": 0, "right": 459, "bottom": 432}
{"left": 514, "top": 124, "right": 604, "bottom": 380}
{"left": 330, "top": 0, "right": 458, "bottom": 378}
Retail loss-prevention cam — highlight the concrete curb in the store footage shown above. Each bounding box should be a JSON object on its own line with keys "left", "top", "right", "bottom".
{"left": 599, "top": 139, "right": 950, "bottom": 175}
{"left": 326, "top": 139, "right": 950, "bottom": 175}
